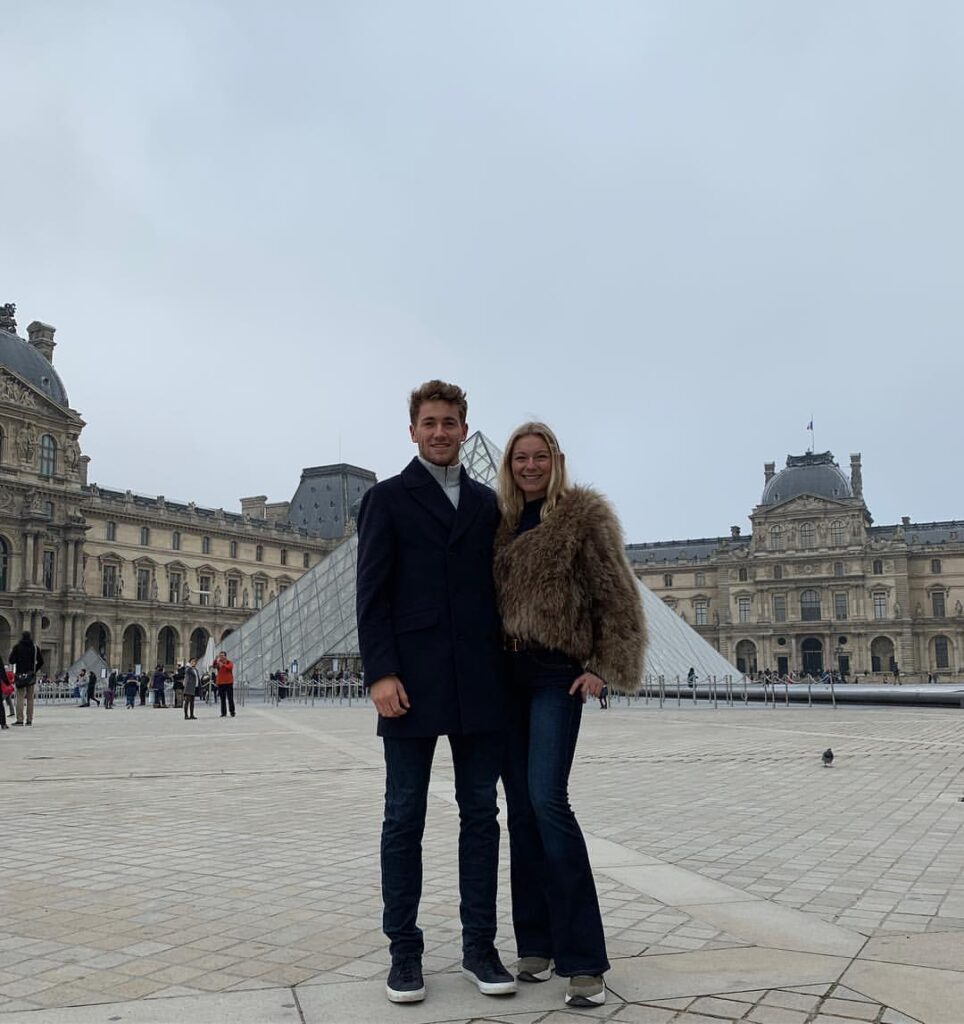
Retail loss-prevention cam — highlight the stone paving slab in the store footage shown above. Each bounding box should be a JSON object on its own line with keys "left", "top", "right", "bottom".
{"left": 4, "top": 700, "right": 964, "bottom": 1021}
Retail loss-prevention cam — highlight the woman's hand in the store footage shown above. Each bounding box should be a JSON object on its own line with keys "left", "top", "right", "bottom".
{"left": 569, "top": 671, "right": 605, "bottom": 702}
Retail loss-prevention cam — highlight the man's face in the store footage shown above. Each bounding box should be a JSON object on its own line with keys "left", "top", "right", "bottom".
{"left": 410, "top": 400, "right": 467, "bottom": 467}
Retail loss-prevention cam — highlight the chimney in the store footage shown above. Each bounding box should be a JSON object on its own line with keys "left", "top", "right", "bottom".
{"left": 901, "top": 516, "right": 910, "bottom": 527}
{"left": 731, "top": 525, "right": 741, "bottom": 538}
{"left": 764, "top": 462, "right": 775, "bottom": 484}
{"left": 240, "top": 495, "right": 267, "bottom": 519}
{"left": 27, "top": 321, "right": 56, "bottom": 363}
{"left": 849, "top": 452, "right": 863, "bottom": 498}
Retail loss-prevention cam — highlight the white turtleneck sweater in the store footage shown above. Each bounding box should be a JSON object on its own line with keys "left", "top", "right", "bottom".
{"left": 418, "top": 455, "right": 461, "bottom": 509}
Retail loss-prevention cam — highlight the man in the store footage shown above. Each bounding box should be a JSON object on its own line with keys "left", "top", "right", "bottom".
{"left": 213, "top": 651, "right": 235, "bottom": 717}
{"left": 356, "top": 380, "right": 514, "bottom": 1006}
{"left": 10, "top": 631, "right": 43, "bottom": 727}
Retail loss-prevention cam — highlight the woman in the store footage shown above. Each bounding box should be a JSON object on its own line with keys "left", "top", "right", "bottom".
{"left": 182, "top": 658, "right": 200, "bottom": 720}
{"left": 494, "top": 422, "right": 646, "bottom": 1009}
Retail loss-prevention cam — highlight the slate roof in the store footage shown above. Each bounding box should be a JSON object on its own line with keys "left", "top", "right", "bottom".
{"left": 0, "top": 328, "right": 70, "bottom": 407}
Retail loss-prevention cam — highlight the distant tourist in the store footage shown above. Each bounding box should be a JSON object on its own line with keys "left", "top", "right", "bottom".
{"left": 139, "top": 672, "right": 149, "bottom": 706}
{"left": 103, "top": 673, "right": 115, "bottom": 709}
{"left": 123, "top": 671, "right": 139, "bottom": 709}
{"left": 84, "top": 669, "right": 100, "bottom": 707}
{"left": 10, "top": 631, "right": 43, "bottom": 727}
{"left": 151, "top": 666, "right": 167, "bottom": 708}
{"left": 172, "top": 663, "right": 185, "bottom": 709}
{"left": 182, "top": 658, "right": 200, "bottom": 720}
{"left": 0, "top": 663, "right": 12, "bottom": 729}
{"left": 213, "top": 651, "right": 236, "bottom": 717}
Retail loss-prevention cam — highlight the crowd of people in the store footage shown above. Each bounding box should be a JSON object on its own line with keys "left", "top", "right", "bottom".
{"left": 1, "top": 649, "right": 238, "bottom": 727}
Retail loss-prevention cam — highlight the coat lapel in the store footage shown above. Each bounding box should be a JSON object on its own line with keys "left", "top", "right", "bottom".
{"left": 450, "top": 470, "right": 483, "bottom": 546}
{"left": 401, "top": 457, "right": 456, "bottom": 530}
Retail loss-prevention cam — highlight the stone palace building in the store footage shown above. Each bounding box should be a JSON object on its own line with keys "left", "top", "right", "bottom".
{"left": 629, "top": 452, "right": 964, "bottom": 681}
{"left": 0, "top": 305, "right": 373, "bottom": 673}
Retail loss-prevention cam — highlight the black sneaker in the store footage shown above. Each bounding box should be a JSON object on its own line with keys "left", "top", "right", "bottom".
{"left": 462, "top": 947, "right": 517, "bottom": 996}
{"left": 386, "top": 957, "right": 425, "bottom": 1003}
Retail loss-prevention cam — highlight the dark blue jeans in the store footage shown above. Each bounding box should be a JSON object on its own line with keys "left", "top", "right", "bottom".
{"left": 502, "top": 650, "right": 609, "bottom": 977}
{"left": 381, "top": 731, "right": 503, "bottom": 961}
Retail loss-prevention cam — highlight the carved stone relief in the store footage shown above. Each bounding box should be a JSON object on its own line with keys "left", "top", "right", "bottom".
{"left": 0, "top": 371, "right": 38, "bottom": 409}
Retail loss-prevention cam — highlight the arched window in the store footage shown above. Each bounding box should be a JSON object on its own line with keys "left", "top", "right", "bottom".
{"left": 935, "top": 636, "right": 950, "bottom": 669}
{"left": 662, "top": 573, "right": 672, "bottom": 587}
{"left": 800, "top": 522, "right": 816, "bottom": 549}
{"left": 801, "top": 589, "right": 821, "bottom": 621}
{"left": 39, "top": 434, "right": 56, "bottom": 476}
{"left": 171, "top": 531, "right": 181, "bottom": 551}
{"left": 830, "top": 521, "right": 847, "bottom": 546}
{"left": 769, "top": 526, "right": 784, "bottom": 551}
{"left": 0, "top": 536, "right": 8, "bottom": 591}
{"left": 872, "top": 559, "right": 883, "bottom": 575}
{"left": 931, "top": 558, "right": 942, "bottom": 574}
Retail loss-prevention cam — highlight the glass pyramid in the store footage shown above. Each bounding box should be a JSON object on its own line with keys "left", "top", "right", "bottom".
{"left": 221, "top": 431, "right": 737, "bottom": 685}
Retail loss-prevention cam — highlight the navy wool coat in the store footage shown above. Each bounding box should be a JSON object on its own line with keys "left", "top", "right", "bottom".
{"left": 355, "top": 458, "right": 505, "bottom": 738}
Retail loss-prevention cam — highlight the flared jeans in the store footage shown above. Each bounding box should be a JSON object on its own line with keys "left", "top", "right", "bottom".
{"left": 502, "top": 650, "right": 610, "bottom": 978}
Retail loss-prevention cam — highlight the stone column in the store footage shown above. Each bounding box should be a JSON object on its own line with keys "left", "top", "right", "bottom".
{"left": 64, "top": 540, "right": 75, "bottom": 593}
{"left": 72, "top": 614, "right": 83, "bottom": 662}
{"left": 24, "top": 532, "right": 36, "bottom": 586}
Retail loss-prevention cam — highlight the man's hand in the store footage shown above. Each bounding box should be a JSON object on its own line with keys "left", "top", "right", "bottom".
{"left": 370, "top": 675, "right": 411, "bottom": 718}
{"left": 569, "top": 671, "right": 604, "bottom": 703}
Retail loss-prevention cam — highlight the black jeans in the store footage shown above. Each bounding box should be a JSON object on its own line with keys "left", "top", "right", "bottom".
{"left": 218, "top": 685, "right": 235, "bottom": 716}
{"left": 381, "top": 731, "right": 503, "bottom": 961}
{"left": 502, "top": 649, "right": 609, "bottom": 977}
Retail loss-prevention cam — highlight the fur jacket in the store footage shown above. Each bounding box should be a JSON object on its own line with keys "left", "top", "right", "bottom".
{"left": 493, "top": 486, "right": 647, "bottom": 693}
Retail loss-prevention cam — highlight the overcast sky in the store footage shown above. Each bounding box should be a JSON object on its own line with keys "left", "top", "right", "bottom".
{"left": 3, "top": 1, "right": 962, "bottom": 541}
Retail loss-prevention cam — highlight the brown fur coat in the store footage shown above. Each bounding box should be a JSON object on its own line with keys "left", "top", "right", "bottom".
{"left": 493, "top": 486, "right": 647, "bottom": 693}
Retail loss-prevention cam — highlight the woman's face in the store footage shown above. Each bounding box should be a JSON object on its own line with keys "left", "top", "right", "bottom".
{"left": 511, "top": 434, "right": 553, "bottom": 501}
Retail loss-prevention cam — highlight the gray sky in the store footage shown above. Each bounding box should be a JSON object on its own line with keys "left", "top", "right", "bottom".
{"left": 3, "top": 1, "right": 962, "bottom": 541}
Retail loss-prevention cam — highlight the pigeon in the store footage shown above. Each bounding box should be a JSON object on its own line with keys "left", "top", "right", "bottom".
{"left": 822, "top": 748, "right": 834, "bottom": 767}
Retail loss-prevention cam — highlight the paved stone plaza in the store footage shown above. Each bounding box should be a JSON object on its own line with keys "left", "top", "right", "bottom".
{"left": 4, "top": 698, "right": 964, "bottom": 1023}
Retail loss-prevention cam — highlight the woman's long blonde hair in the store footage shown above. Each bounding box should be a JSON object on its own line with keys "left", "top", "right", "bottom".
{"left": 497, "top": 422, "right": 571, "bottom": 529}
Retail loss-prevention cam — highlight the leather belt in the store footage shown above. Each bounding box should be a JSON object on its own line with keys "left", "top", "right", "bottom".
{"left": 504, "top": 637, "right": 545, "bottom": 653}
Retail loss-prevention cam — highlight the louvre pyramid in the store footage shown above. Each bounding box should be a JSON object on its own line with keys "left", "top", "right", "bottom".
{"left": 221, "top": 432, "right": 738, "bottom": 683}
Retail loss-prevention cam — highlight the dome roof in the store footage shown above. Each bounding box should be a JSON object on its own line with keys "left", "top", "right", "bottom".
{"left": 761, "top": 452, "right": 852, "bottom": 506}
{"left": 0, "top": 328, "right": 69, "bottom": 407}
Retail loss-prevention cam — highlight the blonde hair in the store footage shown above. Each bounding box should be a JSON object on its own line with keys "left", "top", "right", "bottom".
{"left": 497, "top": 422, "right": 571, "bottom": 529}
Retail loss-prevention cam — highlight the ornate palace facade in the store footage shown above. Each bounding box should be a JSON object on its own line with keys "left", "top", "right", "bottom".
{"left": 0, "top": 306, "right": 367, "bottom": 672}
{"left": 629, "top": 452, "right": 964, "bottom": 681}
